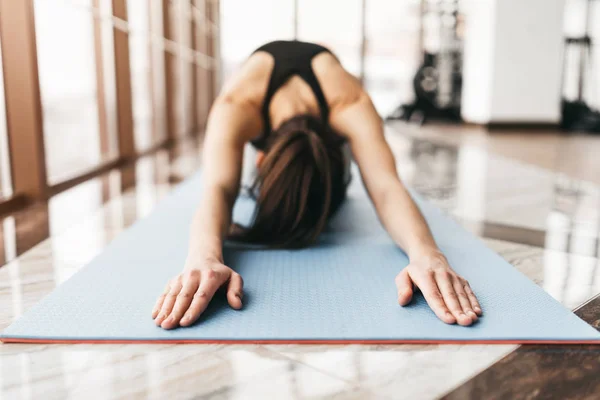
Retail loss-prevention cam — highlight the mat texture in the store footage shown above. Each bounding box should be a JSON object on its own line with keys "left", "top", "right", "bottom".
{"left": 2, "top": 170, "right": 600, "bottom": 344}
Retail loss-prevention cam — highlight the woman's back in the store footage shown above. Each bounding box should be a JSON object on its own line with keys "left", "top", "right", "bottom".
{"left": 218, "top": 42, "right": 364, "bottom": 142}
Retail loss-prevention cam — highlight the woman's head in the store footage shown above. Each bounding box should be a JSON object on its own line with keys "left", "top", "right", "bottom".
{"left": 233, "top": 115, "right": 347, "bottom": 248}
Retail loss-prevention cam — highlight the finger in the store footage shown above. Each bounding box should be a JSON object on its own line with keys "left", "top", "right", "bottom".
{"left": 152, "top": 282, "right": 170, "bottom": 319}
{"left": 161, "top": 273, "right": 200, "bottom": 330}
{"left": 155, "top": 278, "right": 182, "bottom": 326}
{"left": 454, "top": 279, "right": 478, "bottom": 322}
{"left": 412, "top": 272, "right": 456, "bottom": 324}
{"left": 436, "top": 271, "right": 472, "bottom": 326}
{"left": 226, "top": 272, "right": 244, "bottom": 310}
{"left": 464, "top": 283, "right": 482, "bottom": 315}
{"left": 179, "top": 270, "right": 226, "bottom": 327}
{"left": 395, "top": 269, "right": 414, "bottom": 306}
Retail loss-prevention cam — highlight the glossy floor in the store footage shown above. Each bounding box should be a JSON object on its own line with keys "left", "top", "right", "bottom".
{"left": 1, "top": 124, "right": 600, "bottom": 399}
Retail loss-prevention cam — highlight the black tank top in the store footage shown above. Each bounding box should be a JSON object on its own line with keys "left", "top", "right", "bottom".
{"left": 251, "top": 40, "right": 333, "bottom": 150}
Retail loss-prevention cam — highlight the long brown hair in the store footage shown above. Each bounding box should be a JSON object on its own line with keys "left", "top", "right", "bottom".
{"left": 232, "top": 115, "right": 347, "bottom": 248}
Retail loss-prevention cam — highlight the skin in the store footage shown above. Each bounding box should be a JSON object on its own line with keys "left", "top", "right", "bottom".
{"left": 152, "top": 50, "right": 483, "bottom": 330}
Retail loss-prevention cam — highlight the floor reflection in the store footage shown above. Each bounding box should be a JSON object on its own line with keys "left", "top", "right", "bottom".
{"left": 0, "top": 136, "right": 201, "bottom": 267}
{"left": 393, "top": 128, "right": 599, "bottom": 259}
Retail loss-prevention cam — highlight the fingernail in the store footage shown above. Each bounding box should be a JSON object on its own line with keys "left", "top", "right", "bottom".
{"left": 474, "top": 307, "right": 482, "bottom": 313}
{"left": 445, "top": 312, "right": 453, "bottom": 318}
{"left": 468, "top": 311, "right": 478, "bottom": 318}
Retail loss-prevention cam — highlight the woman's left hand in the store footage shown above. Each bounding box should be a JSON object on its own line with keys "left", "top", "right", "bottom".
{"left": 395, "top": 251, "right": 482, "bottom": 326}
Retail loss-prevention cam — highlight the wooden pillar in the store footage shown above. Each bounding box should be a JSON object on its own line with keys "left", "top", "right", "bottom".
{"left": 190, "top": 1, "right": 199, "bottom": 135}
{"left": 0, "top": 0, "right": 47, "bottom": 200}
{"left": 206, "top": 0, "right": 220, "bottom": 103}
{"left": 212, "top": 0, "right": 221, "bottom": 98}
{"left": 162, "top": 0, "right": 178, "bottom": 140}
{"left": 148, "top": 0, "right": 168, "bottom": 146}
{"left": 182, "top": 0, "right": 194, "bottom": 137}
{"left": 196, "top": 0, "right": 210, "bottom": 132}
{"left": 112, "top": 0, "right": 136, "bottom": 159}
{"left": 93, "top": 0, "right": 111, "bottom": 158}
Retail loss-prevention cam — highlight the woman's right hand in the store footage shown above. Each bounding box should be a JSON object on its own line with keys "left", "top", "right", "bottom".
{"left": 152, "top": 259, "right": 244, "bottom": 330}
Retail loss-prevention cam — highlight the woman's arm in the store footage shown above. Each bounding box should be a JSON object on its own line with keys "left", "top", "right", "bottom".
{"left": 330, "top": 90, "right": 482, "bottom": 326}
{"left": 152, "top": 96, "right": 263, "bottom": 330}
{"left": 186, "top": 99, "right": 259, "bottom": 267}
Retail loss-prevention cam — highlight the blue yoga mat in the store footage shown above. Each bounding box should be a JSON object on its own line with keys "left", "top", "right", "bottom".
{"left": 2, "top": 171, "right": 599, "bottom": 344}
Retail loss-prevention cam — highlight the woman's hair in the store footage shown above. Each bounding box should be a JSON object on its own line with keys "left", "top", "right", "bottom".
{"left": 232, "top": 115, "right": 347, "bottom": 248}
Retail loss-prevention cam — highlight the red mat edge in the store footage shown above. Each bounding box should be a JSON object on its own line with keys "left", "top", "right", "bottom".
{"left": 2, "top": 338, "right": 600, "bottom": 345}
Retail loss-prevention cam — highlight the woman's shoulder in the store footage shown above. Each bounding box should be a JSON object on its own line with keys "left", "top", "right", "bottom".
{"left": 312, "top": 54, "right": 365, "bottom": 112}
{"left": 219, "top": 52, "right": 274, "bottom": 108}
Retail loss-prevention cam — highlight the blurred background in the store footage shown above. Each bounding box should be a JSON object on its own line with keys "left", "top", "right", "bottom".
{"left": 0, "top": 0, "right": 598, "bottom": 268}
{"left": 0, "top": 0, "right": 598, "bottom": 206}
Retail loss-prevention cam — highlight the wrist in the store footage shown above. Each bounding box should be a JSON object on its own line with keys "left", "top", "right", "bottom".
{"left": 186, "top": 234, "right": 223, "bottom": 268}
{"left": 408, "top": 246, "right": 445, "bottom": 263}
{"left": 184, "top": 253, "right": 222, "bottom": 270}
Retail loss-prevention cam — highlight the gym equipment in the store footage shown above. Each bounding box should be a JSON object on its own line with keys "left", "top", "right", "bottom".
{"left": 387, "top": 0, "right": 463, "bottom": 124}
{"left": 561, "top": 0, "right": 600, "bottom": 133}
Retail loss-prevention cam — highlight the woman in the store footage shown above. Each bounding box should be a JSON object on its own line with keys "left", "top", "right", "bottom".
{"left": 152, "top": 40, "right": 482, "bottom": 330}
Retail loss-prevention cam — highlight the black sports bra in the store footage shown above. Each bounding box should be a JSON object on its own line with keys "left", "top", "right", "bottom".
{"left": 251, "top": 40, "right": 333, "bottom": 150}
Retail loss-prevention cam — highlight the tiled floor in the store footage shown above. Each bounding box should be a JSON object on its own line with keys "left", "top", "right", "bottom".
{"left": 444, "top": 302, "right": 600, "bottom": 400}
{"left": 1, "top": 123, "right": 600, "bottom": 399}
{"left": 393, "top": 122, "right": 600, "bottom": 186}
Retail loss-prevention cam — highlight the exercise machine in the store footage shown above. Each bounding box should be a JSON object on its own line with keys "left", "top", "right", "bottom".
{"left": 387, "top": 0, "right": 463, "bottom": 124}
